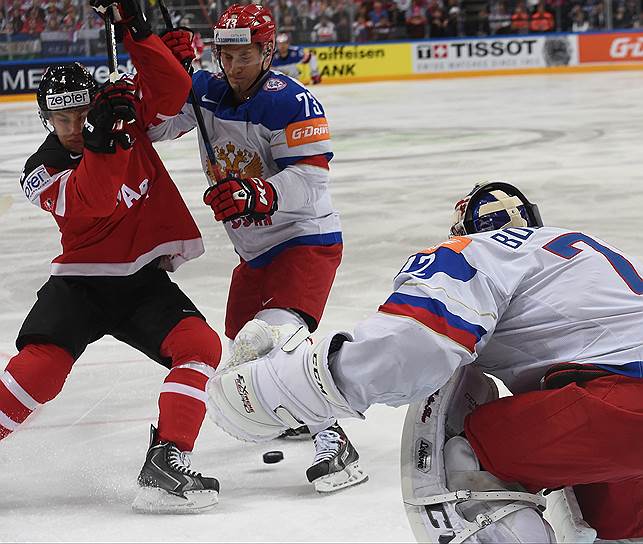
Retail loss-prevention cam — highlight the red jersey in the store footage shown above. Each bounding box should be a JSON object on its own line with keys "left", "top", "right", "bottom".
{"left": 20, "top": 33, "right": 203, "bottom": 276}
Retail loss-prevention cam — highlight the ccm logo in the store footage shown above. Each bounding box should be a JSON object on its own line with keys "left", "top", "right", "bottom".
{"left": 286, "top": 118, "right": 330, "bottom": 147}
{"left": 46, "top": 90, "right": 90, "bottom": 110}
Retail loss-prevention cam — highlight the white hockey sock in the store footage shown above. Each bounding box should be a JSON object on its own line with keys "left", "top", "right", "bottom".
{"left": 254, "top": 308, "right": 308, "bottom": 328}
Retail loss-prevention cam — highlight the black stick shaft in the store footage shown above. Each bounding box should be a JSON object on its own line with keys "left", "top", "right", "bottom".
{"left": 157, "top": 0, "right": 219, "bottom": 185}
{"left": 104, "top": 7, "right": 119, "bottom": 81}
{"left": 103, "top": 6, "right": 124, "bottom": 130}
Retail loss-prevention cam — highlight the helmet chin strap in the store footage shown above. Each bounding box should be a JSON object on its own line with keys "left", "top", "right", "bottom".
{"left": 38, "top": 110, "right": 55, "bottom": 133}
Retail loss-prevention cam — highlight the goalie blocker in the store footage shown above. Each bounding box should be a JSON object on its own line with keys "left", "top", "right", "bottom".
{"left": 207, "top": 326, "right": 362, "bottom": 443}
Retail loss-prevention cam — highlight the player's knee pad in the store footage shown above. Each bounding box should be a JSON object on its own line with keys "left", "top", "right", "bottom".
{"left": 401, "top": 365, "right": 554, "bottom": 543}
{"left": 162, "top": 316, "right": 222, "bottom": 369}
{"left": 207, "top": 328, "right": 362, "bottom": 442}
{"left": 0, "top": 344, "right": 74, "bottom": 437}
{"left": 4, "top": 344, "right": 74, "bottom": 404}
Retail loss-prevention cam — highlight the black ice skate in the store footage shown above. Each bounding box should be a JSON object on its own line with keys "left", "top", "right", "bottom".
{"left": 306, "top": 423, "right": 368, "bottom": 493}
{"left": 132, "top": 425, "right": 219, "bottom": 514}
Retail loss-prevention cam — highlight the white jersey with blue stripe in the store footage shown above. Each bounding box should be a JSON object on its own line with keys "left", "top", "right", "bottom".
{"left": 332, "top": 226, "right": 643, "bottom": 412}
{"left": 147, "top": 69, "right": 341, "bottom": 266}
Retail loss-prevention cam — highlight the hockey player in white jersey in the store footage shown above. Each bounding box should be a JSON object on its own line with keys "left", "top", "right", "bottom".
{"left": 150, "top": 3, "right": 366, "bottom": 492}
{"left": 208, "top": 181, "right": 643, "bottom": 542}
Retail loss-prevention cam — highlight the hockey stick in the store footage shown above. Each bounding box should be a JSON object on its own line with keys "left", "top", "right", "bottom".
{"left": 101, "top": 5, "right": 125, "bottom": 130}
{"left": 157, "top": 0, "right": 221, "bottom": 187}
{"left": 104, "top": 7, "right": 119, "bottom": 82}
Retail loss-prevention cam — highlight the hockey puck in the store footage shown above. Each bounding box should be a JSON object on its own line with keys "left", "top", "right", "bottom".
{"left": 263, "top": 450, "right": 284, "bottom": 464}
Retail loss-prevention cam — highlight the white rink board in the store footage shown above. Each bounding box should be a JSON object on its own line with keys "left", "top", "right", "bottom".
{"left": 0, "top": 71, "right": 642, "bottom": 542}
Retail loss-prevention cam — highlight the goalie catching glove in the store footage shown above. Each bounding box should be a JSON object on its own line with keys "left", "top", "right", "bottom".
{"left": 206, "top": 321, "right": 362, "bottom": 443}
{"left": 203, "top": 176, "right": 278, "bottom": 222}
{"left": 83, "top": 77, "right": 136, "bottom": 154}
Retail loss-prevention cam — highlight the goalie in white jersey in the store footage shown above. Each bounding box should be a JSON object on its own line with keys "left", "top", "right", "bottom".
{"left": 151, "top": 4, "right": 366, "bottom": 492}
{"left": 208, "top": 181, "right": 643, "bottom": 542}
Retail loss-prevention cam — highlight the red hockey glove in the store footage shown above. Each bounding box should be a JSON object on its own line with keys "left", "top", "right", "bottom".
{"left": 160, "top": 28, "right": 195, "bottom": 71}
{"left": 311, "top": 74, "right": 322, "bottom": 84}
{"left": 203, "top": 176, "right": 278, "bottom": 222}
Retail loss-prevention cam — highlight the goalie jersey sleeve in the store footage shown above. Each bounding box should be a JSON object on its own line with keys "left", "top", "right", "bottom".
{"left": 332, "top": 236, "right": 504, "bottom": 412}
{"left": 332, "top": 227, "right": 643, "bottom": 412}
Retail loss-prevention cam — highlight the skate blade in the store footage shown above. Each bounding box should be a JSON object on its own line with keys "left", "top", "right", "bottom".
{"left": 312, "top": 461, "right": 369, "bottom": 493}
{"left": 132, "top": 486, "right": 218, "bottom": 514}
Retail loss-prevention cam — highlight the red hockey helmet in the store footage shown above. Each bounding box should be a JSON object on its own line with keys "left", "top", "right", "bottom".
{"left": 213, "top": 4, "right": 276, "bottom": 47}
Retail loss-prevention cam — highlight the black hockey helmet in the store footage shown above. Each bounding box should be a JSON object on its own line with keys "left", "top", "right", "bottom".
{"left": 37, "top": 63, "right": 97, "bottom": 129}
{"left": 450, "top": 181, "right": 543, "bottom": 236}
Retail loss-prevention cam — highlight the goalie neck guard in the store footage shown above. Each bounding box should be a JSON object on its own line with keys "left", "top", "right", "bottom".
{"left": 450, "top": 181, "right": 543, "bottom": 237}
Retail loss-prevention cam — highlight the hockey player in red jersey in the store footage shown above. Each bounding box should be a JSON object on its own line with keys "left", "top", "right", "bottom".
{"left": 2, "top": 0, "right": 221, "bottom": 514}
{"left": 208, "top": 182, "right": 643, "bottom": 541}
{"left": 156, "top": 4, "right": 367, "bottom": 493}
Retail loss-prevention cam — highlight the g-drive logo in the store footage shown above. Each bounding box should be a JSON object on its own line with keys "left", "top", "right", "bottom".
{"left": 46, "top": 89, "right": 90, "bottom": 110}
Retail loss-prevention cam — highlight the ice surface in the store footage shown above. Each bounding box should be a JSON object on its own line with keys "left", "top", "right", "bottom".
{"left": 0, "top": 71, "right": 642, "bottom": 542}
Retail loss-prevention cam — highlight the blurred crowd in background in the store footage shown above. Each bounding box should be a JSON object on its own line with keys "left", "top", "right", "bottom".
{"left": 0, "top": 0, "right": 641, "bottom": 56}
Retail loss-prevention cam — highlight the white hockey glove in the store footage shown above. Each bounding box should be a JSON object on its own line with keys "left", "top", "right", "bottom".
{"left": 206, "top": 329, "right": 363, "bottom": 443}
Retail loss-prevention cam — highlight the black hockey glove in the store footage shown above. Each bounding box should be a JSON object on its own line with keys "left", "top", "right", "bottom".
{"left": 90, "top": 0, "right": 152, "bottom": 41}
{"left": 82, "top": 77, "right": 136, "bottom": 154}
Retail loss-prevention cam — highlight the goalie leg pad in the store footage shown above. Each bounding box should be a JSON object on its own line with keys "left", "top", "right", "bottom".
{"left": 544, "top": 487, "right": 597, "bottom": 544}
{"left": 207, "top": 331, "right": 362, "bottom": 443}
{"left": 401, "top": 365, "right": 554, "bottom": 543}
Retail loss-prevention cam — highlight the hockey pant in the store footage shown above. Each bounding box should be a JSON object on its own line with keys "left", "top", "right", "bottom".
{"left": 224, "top": 243, "right": 342, "bottom": 340}
{"left": 464, "top": 371, "right": 643, "bottom": 540}
{"left": 0, "top": 317, "right": 221, "bottom": 453}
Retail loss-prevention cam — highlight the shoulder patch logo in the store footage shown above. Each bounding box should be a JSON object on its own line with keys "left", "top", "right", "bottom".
{"left": 22, "top": 164, "right": 53, "bottom": 202}
{"left": 263, "top": 78, "right": 287, "bottom": 92}
{"left": 285, "top": 117, "right": 330, "bottom": 147}
{"left": 419, "top": 236, "right": 472, "bottom": 255}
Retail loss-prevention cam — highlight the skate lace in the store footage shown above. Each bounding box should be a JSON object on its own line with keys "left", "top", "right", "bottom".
{"left": 167, "top": 446, "right": 202, "bottom": 478}
{"left": 312, "top": 430, "right": 342, "bottom": 464}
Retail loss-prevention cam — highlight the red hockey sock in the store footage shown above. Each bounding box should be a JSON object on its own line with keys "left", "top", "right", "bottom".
{"left": 0, "top": 344, "right": 74, "bottom": 439}
{"left": 157, "top": 317, "right": 221, "bottom": 451}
